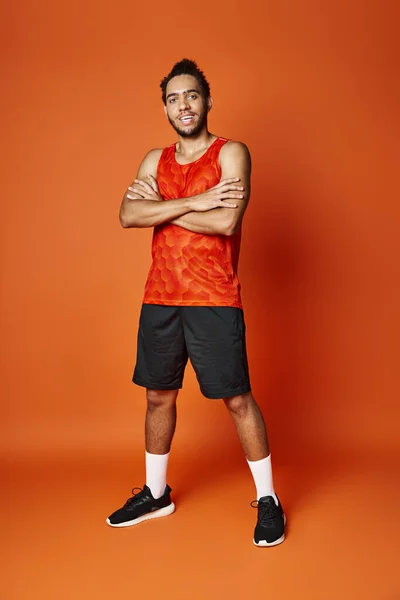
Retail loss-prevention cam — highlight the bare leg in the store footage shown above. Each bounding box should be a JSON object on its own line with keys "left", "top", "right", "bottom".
{"left": 224, "top": 393, "right": 284, "bottom": 546}
{"left": 145, "top": 389, "right": 179, "bottom": 454}
{"left": 224, "top": 391, "right": 270, "bottom": 460}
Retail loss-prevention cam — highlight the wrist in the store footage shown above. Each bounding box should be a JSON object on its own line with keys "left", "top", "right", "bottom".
{"left": 186, "top": 195, "right": 197, "bottom": 211}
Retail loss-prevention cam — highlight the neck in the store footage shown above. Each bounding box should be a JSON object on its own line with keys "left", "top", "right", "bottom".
{"left": 175, "top": 128, "right": 216, "bottom": 158}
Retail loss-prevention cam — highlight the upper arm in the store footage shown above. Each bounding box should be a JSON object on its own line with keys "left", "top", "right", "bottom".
{"left": 219, "top": 141, "right": 252, "bottom": 233}
{"left": 120, "top": 148, "right": 163, "bottom": 207}
{"left": 136, "top": 148, "right": 163, "bottom": 181}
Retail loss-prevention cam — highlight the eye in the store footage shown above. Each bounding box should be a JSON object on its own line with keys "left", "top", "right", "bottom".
{"left": 169, "top": 98, "right": 176, "bottom": 103}
{"left": 188, "top": 94, "right": 198, "bottom": 100}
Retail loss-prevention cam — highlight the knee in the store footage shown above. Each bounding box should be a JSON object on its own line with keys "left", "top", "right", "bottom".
{"left": 146, "top": 389, "right": 178, "bottom": 410}
{"left": 224, "top": 392, "right": 252, "bottom": 418}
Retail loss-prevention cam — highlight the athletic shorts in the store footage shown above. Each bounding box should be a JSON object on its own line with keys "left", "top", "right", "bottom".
{"left": 132, "top": 304, "right": 251, "bottom": 399}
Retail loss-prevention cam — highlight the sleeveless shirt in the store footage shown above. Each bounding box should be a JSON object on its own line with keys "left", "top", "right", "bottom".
{"left": 142, "top": 136, "right": 243, "bottom": 308}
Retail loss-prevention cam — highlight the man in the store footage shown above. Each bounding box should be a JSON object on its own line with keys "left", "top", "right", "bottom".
{"left": 107, "top": 59, "right": 286, "bottom": 547}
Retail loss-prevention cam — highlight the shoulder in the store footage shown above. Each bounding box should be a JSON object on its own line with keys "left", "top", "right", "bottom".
{"left": 220, "top": 140, "right": 251, "bottom": 161}
{"left": 138, "top": 148, "right": 163, "bottom": 175}
{"left": 219, "top": 140, "right": 251, "bottom": 170}
{"left": 142, "top": 147, "right": 164, "bottom": 164}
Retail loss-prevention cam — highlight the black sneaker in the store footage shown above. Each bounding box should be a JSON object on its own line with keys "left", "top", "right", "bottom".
{"left": 251, "top": 495, "right": 286, "bottom": 546}
{"left": 106, "top": 485, "right": 175, "bottom": 528}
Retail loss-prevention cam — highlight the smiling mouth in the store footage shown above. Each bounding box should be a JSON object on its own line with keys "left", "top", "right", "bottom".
{"left": 179, "top": 115, "right": 195, "bottom": 125}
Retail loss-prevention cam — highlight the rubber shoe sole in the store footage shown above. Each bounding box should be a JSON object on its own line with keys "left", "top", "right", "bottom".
{"left": 106, "top": 502, "right": 175, "bottom": 528}
{"left": 253, "top": 513, "right": 286, "bottom": 547}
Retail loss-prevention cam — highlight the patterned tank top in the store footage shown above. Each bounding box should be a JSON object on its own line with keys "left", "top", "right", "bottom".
{"left": 142, "top": 136, "right": 242, "bottom": 308}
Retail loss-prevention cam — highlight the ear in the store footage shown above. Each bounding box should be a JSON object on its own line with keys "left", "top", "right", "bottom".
{"left": 164, "top": 105, "right": 168, "bottom": 117}
{"left": 207, "top": 96, "right": 213, "bottom": 113}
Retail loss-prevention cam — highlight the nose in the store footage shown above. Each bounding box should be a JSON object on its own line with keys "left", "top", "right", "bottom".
{"left": 178, "top": 95, "right": 190, "bottom": 111}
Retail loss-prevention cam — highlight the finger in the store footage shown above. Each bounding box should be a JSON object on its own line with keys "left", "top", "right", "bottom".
{"left": 128, "top": 186, "right": 149, "bottom": 196}
{"left": 220, "top": 187, "right": 244, "bottom": 194}
{"left": 132, "top": 179, "right": 149, "bottom": 186}
{"left": 220, "top": 177, "right": 241, "bottom": 184}
{"left": 216, "top": 177, "right": 241, "bottom": 188}
{"left": 128, "top": 184, "right": 145, "bottom": 193}
{"left": 126, "top": 192, "right": 145, "bottom": 199}
{"left": 128, "top": 183, "right": 146, "bottom": 191}
{"left": 132, "top": 179, "right": 150, "bottom": 189}
{"left": 219, "top": 185, "right": 244, "bottom": 192}
{"left": 147, "top": 174, "right": 159, "bottom": 186}
{"left": 220, "top": 193, "right": 244, "bottom": 199}
{"left": 146, "top": 174, "right": 159, "bottom": 192}
{"left": 133, "top": 180, "right": 154, "bottom": 195}
{"left": 218, "top": 201, "right": 238, "bottom": 208}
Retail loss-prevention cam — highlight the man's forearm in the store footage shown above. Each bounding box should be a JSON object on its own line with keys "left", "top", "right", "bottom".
{"left": 170, "top": 210, "right": 230, "bottom": 235}
{"left": 120, "top": 197, "right": 192, "bottom": 228}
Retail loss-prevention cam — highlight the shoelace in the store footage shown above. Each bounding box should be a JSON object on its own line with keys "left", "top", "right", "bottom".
{"left": 125, "top": 487, "right": 145, "bottom": 506}
{"left": 250, "top": 500, "right": 278, "bottom": 527}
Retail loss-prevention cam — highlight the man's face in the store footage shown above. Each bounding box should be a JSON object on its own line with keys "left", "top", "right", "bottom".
{"left": 164, "top": 75, "right": 210, "bottom": 138}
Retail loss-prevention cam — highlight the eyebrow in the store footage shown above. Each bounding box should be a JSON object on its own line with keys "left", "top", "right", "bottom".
{"left": 166, "top": 88, "right": 200, "bottom": 100}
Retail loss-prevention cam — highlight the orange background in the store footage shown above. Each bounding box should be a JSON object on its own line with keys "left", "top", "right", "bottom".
{"left": 2, "top": 1, "right": 399, "bottom": 599}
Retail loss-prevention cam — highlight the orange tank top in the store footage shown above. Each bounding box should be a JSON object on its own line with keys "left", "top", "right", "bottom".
{"left": 142, "top": 136, "right": 243, "bottom": 308}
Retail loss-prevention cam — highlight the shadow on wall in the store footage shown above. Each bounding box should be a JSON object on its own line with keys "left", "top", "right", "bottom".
{"left": 241, "top": 141, "right": 344, "bottom": 467}
{"left": 172, "top": 156, "right": 338, "bottom": 503}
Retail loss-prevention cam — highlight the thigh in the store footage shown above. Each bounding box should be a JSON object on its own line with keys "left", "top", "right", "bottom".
{"left": 133, "top": 304, "right": 188, "bottom": 390}
{"left": 181, "top": 306, "right": 251, "bottom": 399}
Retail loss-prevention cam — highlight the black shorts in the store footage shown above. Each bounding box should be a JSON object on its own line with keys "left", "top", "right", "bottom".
{"left": 133, "top": 304, "right": 251, "bottom": 399}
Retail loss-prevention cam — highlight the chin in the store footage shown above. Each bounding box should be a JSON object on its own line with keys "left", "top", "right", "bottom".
{"left": 169, "top": 116, "right": 206, "bottom": 138}
{"left": 178, "top": 127, "right": 200, "bottom": 138}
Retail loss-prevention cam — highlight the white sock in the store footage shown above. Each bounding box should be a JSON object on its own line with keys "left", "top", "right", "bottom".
{"left": 145, "top": 451, "right": 170, "bottom": 499}
{"left": 246, "top": 454, "right": 278, "bottom": 505}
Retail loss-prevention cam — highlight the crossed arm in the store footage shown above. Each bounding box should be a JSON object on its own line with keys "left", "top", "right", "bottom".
{"left": 119, "top": 141, "right": 251, "bottom": 236}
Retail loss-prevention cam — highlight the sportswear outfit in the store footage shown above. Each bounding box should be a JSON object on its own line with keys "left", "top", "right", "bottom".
{"left": 133, "top": 136, "right": 251, "bottom": 399}
{"left": 107, "top": 137, "right": 286, "bottom": 546}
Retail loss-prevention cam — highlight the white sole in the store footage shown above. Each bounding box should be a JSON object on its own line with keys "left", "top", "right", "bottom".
{"left": 106, "top": 502, "right": 175, "bottom": 528}
{"left": 253, "top": 513, "right": 286, "bottom": 547}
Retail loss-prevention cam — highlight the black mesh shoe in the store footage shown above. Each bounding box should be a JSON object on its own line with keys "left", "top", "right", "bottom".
{"left": 251, "top": 495, "right": 286, "bottom": 546}
{"left": 106, "top": 485, "right": 175, "bottom": 528}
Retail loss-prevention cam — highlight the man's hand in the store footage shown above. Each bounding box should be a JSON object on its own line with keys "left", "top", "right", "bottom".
{"left": 126, "top": 174, "right": 163, "bottom": 202}
{"left": 188, "top": 177, "right": 244, "bottom": 212}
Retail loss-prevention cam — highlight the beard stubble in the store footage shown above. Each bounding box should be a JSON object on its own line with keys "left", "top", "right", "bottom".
{"left": 167, "top": 110, "right": 208, "bottom": 138}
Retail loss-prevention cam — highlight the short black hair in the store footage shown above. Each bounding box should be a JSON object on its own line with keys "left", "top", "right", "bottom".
{"left": 160, "top": 59, "right": 211, "bottom": 105}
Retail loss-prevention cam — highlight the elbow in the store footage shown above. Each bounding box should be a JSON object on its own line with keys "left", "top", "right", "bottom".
{"left": 223, "top": 228, "right": 235, "bottom": 237}
{"left": 222, "top": 222, "right": 238, "bottom": 237}
{"left": 120, "top": 211, "right": 133, "bottom": 228}
{"left": 220, "top": 213, "right": 242, "bottom": 236}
